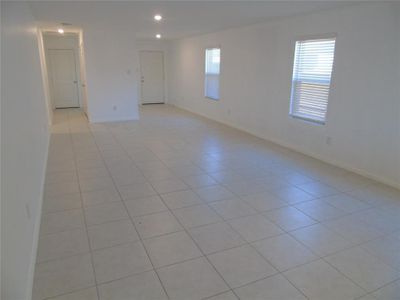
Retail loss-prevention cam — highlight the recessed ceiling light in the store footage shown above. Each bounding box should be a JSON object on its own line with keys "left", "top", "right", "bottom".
{"left": 156, "top": 34, "right": 161, "bottom": 39}
{"left": 57, "top": 28, "right": 64, "bottom": 34}
{"left": 154, "top": 14, "right": 162, "bottom": 21}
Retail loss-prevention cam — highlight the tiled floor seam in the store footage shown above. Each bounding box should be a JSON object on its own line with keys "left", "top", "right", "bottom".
{"left": 39, "top": 108, "right": 400, "bottom": 300}
{"left": 86, "top": 121, "right": 172, "bottom": 300}
{"left": 69, "top": 114, "right": 102, "bottom": 300}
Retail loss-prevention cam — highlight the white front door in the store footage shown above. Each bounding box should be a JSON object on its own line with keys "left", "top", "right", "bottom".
{"left": 139, "top": 51, "right": 165, "bottom": 104}
{"left": 48, "top": 49, "right": 80, "bottom": 108}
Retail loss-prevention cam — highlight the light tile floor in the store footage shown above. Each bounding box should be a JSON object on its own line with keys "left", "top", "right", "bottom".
{"left": 33, "top": 105, "right": 400, "bottom": 300}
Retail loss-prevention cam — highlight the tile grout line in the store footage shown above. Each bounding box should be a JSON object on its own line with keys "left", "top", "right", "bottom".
{"left": 68, "top": 112, "right": 102, "bottom": 300}
{"left": 86, "top": 118, "right": 173, "bottom": 300}
{"left": 38, "top": 108, "right": 399, "bottom": 300}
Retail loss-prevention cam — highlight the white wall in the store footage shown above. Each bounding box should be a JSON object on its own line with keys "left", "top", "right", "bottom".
{"left": 83, "top": 28, "right": 139, "bottom": 122}
{"left": 168, "top": 2, "right": 400, "bottom": 188}
{"left": 1, "top": 2, "right": 50, "bottom": 299}
{"left": 136, "top": 39, "right": 170, "bottom": 104}
{"left": 37, "top": 31, "right": 53, "bottom": 125}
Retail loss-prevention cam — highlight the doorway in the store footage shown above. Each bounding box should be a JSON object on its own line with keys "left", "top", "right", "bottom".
{"left": 43, "top": 33, "right": 83, "bottom": 109}
{"left": 48, "top": 49, "right": 80, "bottom": 108}
{"left": 139, "top": 51, "right": 165, "bottom": 104}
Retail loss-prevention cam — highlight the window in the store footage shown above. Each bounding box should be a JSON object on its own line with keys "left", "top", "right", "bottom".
{"left": 205, "top": 48, "right": 220, "bottom": 100}
{"left": 289, "top": 37, "right": 336, "bottom": 124}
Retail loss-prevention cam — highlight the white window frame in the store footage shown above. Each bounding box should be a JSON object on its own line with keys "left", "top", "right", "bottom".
{"left": 289, "top": 34, "right": 337, "bottom": 125}
{"left": 204, "top": 47, "right": 221, "bottom": 100}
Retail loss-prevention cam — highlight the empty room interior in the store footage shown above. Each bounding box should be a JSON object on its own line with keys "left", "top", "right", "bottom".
{"left": 2, "top": 1, "right": 400, "bottom": 300}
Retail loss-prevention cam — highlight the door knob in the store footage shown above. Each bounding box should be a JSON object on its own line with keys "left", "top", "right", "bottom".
{"left": 73, "top": 80, "right": 78, "bottom": 84}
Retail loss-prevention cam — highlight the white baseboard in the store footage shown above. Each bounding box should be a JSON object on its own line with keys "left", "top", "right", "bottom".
{"left": 89, "top": 116, "right": 139, "bottom": 123}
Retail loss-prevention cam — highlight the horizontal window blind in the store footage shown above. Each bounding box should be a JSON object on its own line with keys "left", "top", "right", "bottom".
{"left": 290, "top": 38, "right": 336, "bottom": 124}
{"left": 205, "top": 48, "right": 220, "bottom": 100}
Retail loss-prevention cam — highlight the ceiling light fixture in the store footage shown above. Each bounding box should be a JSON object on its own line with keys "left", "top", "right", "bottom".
{"left": 154, "top": 14, "right": 162, "bottom": 21}
{"left": 57, "top": 28, "right": 64, "bottom": 34}
{"left": 156, "top": 34, "right": 161, "bottom": 39}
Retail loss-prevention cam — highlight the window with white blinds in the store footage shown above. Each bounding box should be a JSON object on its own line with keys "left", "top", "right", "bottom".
{"left": 205, "top": 48, "right": 220, "bottom": 100}
{"left": 290, "top": 37, "right": 336, "bottom": 124}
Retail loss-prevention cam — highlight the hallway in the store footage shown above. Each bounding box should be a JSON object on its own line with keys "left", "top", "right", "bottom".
{"left": 34, "top": 105, "right": 400, "bottom": 300}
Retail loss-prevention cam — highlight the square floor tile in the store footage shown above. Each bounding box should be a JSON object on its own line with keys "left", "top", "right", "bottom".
{"left": 290, "top": 224, "right": 354, "bottom": 256}
{"left": 284, "top": 259, "right": 365, "bottom": 300}
{"left": 118, "top": 182, "right": 157, "bottom": 200}
{"left": 320, "top": 194, "right": 371, "bottom": 213}
{"left": 349, "top": 187, "right": 399, "bottom": 207}
{"left": 234, "top": 274, "right": 307, "bottom": 300}
{"left": 92, "top": 241, "right": 152, "bottom": 283}
{"left": 151, "top": 178, "right": 188, "bottom": 194}
{"left": 361, "top": 237, "right": 400, "bottom": 270}
{"left": 281, "top": 172, "right": 315, "bottom": 185}
{"left": 134, "top": 211, "right": 183, "bottom": 239}
{"left": 143, "top": 231, "right": 202, "bottom": 268}
{"left": 206, "top": 291, "right": 238, "bottom": 300}
{"left": 98, "top": 270, "right": 167, "bottom": 300}
{"left": 209, "top": 171, "right": 243, "bottom": 184}
{"left": 372, "top": 279, "right": 400, "bottom": 300}
{"left": 357, "top": 295, "right": 379, "bottom": 300}
{"left": 322, "top": 216, "right": 384, "bottom": 244}
{"left": 37, "top": 229, "right": 89, "bottom": 263}
{"left": 46, "top": 171, "right": 78, "bottom": 184}
{"left": 182, "top": 174, "right": 218, "bottom": 188}
{"left": 81, "top": 188, "right": 121, "bottom": 207}
{"left": 253, "top": 233, "right": 318, "bottom": 271}
{"left": 189, "top": 222, "right": 245, "bottom": 254}
{"left": 208, "top": 245, "right": 277, "bottom": 288}
{"left": 87, "top": 219, "right": 139, "bottom": 250}
{"left": 84, "top": 202, "right": 129, "bottom": 226}
{"left": 228, "top": 214, "right": 283, "bottom": 242}
{"left": 78, "top": 166, "right": 109, "bottom": 180}
{"left": 43, "top": 193, "right": 82, "bottom": 214}
{"left": 40, "top": 209, "right": 85, "bottom": 235}
{"left": 125, "top": 195, "right": 168, "bottom": 217}
{"left": 161, "top": 190, "right": 203, "bottom": 209}
{"left": 173, "top": 204, "right": 222, "bottom": 228}
{"left": 45, "top": 287, "right": 98, "bottom": 300}
{"left": 210, "top": 199, "right": 257, "bottom": 220}
{"left": 33, "top": 254, "right": 95, "bottom": 300}
{"left": 295, "top": 199, "right": 347, "bottom": 222}
{"left": 325, "top": 247, "right": 399, "bottom": 292}
{"left": 257, "top": 175, "right": 289, "bottom": 190}
{"left": 272, "top": 186, "right": 315, "bottom": 204}
{"left": 223, "top": 180, "right": 270, "bottom": 197}
{"left": 157, "top": 257, "right": 229, "bottom": 300}
{"left": 241, "top": 192, "right": 288, "bottom": 212}
{"left": 194, "top": 185, "right": 235, "bottom": 203}
{"left": 296, "top": 181, "right": 339, "bottom": 198}
{"left": 79, "top": 176, "right": 115, "bottom": 193}
{"left": 141, "top": 167, "right": 177, "bottom": 182}
{"left": 264, "top": 206, "right": 317, "bottom": 231}
{"left": 351, "top": 208, "right": 400, "bottom": 234}
{"left": 112, "top": 173, "right": 148, "bottom": 187}
{"left": 45, "top": 181, "right": 80, "bottom": 197}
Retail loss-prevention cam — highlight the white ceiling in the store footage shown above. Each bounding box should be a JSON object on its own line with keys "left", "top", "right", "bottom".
{"left": 29, "top": 1, "right": 360, "bottom": 40}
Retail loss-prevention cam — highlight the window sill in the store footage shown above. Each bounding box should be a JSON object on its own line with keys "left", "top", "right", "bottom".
{"left": 205, "top": 96, "right": 219, "bottom": 101}
{"left": 290, "top": 114, "right": 325, "bottom": 125}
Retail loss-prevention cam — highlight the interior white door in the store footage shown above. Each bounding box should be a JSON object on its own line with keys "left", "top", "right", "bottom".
{"left": 48, "top": 49, "right": 80, "bottom": 108}
{"left": 140, "top": 51, "right": 165, "bottom": 104}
